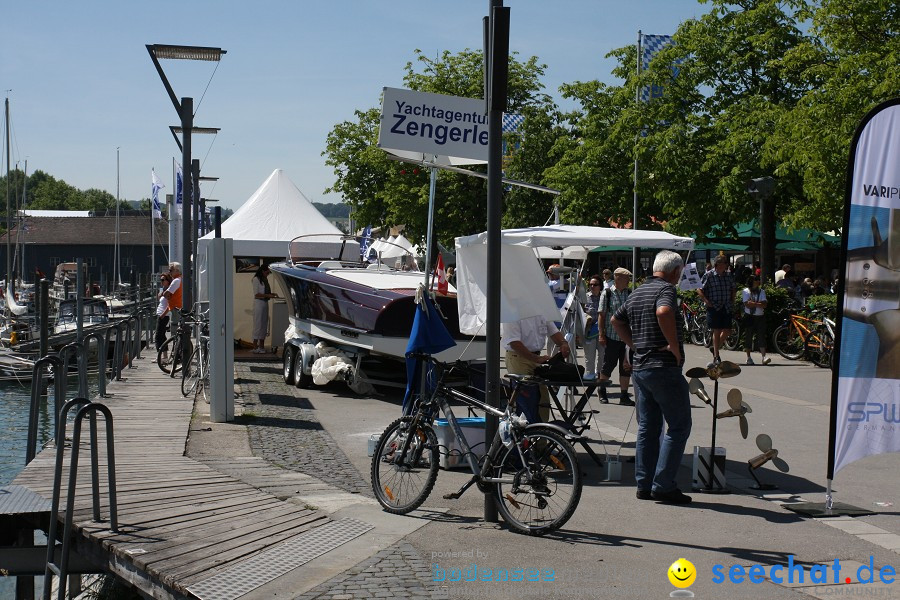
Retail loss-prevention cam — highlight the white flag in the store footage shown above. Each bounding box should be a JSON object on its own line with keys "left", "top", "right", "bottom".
{"left": 151, "top": 169, "right": 165, "bottom": 219}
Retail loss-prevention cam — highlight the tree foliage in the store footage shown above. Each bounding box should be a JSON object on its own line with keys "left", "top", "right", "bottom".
{"left": 0, "top": 169, "right": 117, "bottom": 227}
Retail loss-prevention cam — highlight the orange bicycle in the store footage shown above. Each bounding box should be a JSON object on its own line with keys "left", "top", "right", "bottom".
{"left": 771, "top": 309, "right": 824, "bottom": 360}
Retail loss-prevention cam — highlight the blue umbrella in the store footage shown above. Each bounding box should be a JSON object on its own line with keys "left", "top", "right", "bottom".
{"left": 402, "top": 292, "right": 457, "bottom": 414}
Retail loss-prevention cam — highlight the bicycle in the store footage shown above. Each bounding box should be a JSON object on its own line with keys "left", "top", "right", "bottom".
{"left": 156, "top": 308, "right": 195, "bottom": 376}
{"left": 182, "top": 318, "right": 211, "bottom": 400}
{"left": 371, "top": 355, "right": 583, "bottom": 536}
{"left": 803, "top": 315, "right": 835, "bottom": 369}
{"left": 771, "top": 308, "right": 824, "bottom": 360}
{"left": 700, "top": 308, "right": 742, "bottom": 351}
{"left": 678, "top": 298, "right": 706, "bottom": 346}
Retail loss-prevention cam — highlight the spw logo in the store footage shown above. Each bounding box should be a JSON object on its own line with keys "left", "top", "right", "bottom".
{"left": 847, "top": 402, "right": 900, "bottom": 423}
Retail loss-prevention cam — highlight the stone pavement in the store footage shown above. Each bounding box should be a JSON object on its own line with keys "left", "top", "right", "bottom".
{"left": 182, "top": 353, "right": 900, "bottom": 600}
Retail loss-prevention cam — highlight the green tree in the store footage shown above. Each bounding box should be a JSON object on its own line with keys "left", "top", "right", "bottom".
{"left": 768, "top": 0, "right": 900, "bottom": 230}
{"left": 323, "top": 49, "right": 558, "bottom": 248}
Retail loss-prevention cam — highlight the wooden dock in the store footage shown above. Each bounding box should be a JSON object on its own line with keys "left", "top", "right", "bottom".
{"left": 9, "top": 356, "right": 372, "bottom": 600}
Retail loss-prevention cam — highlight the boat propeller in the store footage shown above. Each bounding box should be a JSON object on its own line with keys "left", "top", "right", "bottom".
{"left": 685, "top": 360, "right": 742, "bottom": 381}
{"left": 688, "top": 378, "right": 712, "bottom": 406}
{"left": 715, "top": 388, "right": 752, "bottom": 439}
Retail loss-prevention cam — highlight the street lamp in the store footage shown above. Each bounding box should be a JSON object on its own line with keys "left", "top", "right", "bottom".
{"left": 746, "top": 176, "right": 776, "bottom": 282}
{"left": 147, "top": 43, "right": 226, "bottom": 311}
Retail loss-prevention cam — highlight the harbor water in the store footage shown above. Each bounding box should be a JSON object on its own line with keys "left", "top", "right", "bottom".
{"left": 1, "top": 382, "right": 54, "bottom": 598}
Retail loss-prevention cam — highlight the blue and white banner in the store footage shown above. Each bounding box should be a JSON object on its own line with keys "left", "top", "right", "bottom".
{"left": 175, "top": 163, "right": 184, "bottom": 215}
{"left": 640, "top": 34, "right": 677, "bottom": 103}
{"left": 830, "top": 98, "right": 900, "bottom": 477}
{"left": 151, "top": 169, "right": 165, "bottom": 219}
{"left": 360, "top": 225, "right": 373, "bottom": 259}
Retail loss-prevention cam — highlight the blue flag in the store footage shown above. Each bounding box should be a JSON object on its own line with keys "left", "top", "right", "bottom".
{"left": 402, "top": 293, "right": 457, "bottom": 414}
{"left": 360, "top": 225, "right": 373, "bottom": 258}
{"left": 151, "top": 169, "right": 164, "bottom": 219}
{"left": 640, "top": 34, "right": 678, "bottom": 102}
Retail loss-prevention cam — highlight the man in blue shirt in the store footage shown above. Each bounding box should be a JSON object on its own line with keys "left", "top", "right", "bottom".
{"left": 697, "top": 254, "right": 736, "bottom": 367}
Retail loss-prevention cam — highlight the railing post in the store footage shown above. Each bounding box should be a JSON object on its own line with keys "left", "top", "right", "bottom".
{"left": 26, "top": 356, "right": 63, "bottom": 464}
{"left": 83, "top": 331, "right": 108, "bottom": 398}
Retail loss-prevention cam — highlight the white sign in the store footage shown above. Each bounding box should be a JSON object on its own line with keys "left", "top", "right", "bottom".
{"left": 378, "top": 87, "right": 490, "bottom": 162}
{"left": 679, "top": 262, "right": 703, "bottom": 290}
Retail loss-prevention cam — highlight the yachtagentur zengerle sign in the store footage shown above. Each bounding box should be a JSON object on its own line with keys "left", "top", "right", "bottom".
{"left": 378, "top": 87, "right": 490, "bottom": 162}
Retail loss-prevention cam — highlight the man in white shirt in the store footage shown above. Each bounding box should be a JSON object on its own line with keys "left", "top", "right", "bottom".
{"left": 502, "top": 315, "right": 570, "bottom": 422}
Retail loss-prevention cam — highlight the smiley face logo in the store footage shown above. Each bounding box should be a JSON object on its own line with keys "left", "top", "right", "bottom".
{"left": 668, "top": 558, "right": 696, "bottom": 588}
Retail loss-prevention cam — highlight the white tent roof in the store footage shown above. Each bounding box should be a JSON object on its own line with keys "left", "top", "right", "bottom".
{"left": 200, "top": 169, "right": 341, "bottom": 258}
{"left": 455, "top": 225, "right": 695, "bottom": 335}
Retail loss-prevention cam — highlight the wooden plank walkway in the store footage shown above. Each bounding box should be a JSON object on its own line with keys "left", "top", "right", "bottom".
{"left": 11, "top": 355, "right": 342, "bottom": 599}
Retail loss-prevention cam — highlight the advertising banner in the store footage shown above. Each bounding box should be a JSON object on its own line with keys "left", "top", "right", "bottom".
{"left": 830, "top": 99, "right": 900, "bottom": 477}
{"left": 378, "top": 87, "right": 490, "bottom": 162}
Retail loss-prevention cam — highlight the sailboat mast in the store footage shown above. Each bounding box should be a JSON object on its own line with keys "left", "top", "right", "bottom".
{"left": 21, "top": 159, "right": 27, "bottom": 283}
{"left": 115, "top": 147, "right": 121, "bottom": 288}
{"left": 5, "top": 97, "right": 10, "bottom": 297}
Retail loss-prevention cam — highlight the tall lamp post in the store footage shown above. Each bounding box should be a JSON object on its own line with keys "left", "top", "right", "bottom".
{"left": 147, "top": 44, "right": 226, "bottom": 312}
{"left": 747, "top": 177, "right": 776, "bottom": 282}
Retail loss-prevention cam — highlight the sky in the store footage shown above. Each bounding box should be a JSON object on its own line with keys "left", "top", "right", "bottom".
{"left": 2, "top": 1, "right": 703, "bottom": 213}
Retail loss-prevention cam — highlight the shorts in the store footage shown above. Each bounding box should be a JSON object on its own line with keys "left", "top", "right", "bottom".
{"left": 706, "top": 306, "right": 732, "bottom": 330}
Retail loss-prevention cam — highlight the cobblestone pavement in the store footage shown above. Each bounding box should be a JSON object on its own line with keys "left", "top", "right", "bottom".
{"left": 234, "top": 362, "right": 371, "bottom": 496}
{"left": 292, "top": 541, "right": 446, "bottom": 600}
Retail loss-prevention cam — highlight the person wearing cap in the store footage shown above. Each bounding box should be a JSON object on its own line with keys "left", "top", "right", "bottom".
{"left": 597, "top": 267, "right": 634, "bottom": 405}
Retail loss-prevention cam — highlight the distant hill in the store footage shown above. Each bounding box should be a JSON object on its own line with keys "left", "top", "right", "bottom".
{"left": 313, "top": 202, "right": 350, "bottom": 218}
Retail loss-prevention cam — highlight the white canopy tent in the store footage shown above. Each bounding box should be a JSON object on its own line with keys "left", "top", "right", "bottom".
{"left": 199, "top": 169, "right": 342, "bottom": 258}
{"left": 454, "top": 225, "right": 695, "bottom": 335}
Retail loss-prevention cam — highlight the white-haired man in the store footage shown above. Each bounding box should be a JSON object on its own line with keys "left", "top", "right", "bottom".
{"left": 612, "top": 250, "right": 692, "bottom": 504}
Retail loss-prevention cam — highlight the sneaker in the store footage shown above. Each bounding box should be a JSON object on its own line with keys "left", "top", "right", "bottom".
{"left": 598, "top": 384, "right": 609, "bottom": 404}
{"left": 762, "top": 356, "right": 772, "bottom": 365}
{"left": 651, "top": 488, "right": 693, "bottom": 504}
{"left": 745, "top": 357, "right": 755, "bottom": 366}
{"left": 583, "top": 372, "right": 597, "bottom": 381}
{"left": 619, "top": 392, "right": 635, "bottom": 407}
{"left": 636, "top": 489, "right": 653, "bottom": 500}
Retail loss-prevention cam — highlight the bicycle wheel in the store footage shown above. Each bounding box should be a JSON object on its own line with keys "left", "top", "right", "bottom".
{"left": 181, "top": 347, "right": 201, "bottom": 397}
{"left": 157, "top": 336, "right": 178, "bottom": 374}
{"left": 689, "top": 318, "right": 705, "bottom": 346}
{"left": 723, "top": 318, "right": 741, "bottom": 351}
{"left": 493, "top": 427, "right": 582, "bottom": 536}
{"left": 772, "top": 323, "right": 804, "bottom": 360}
{"left": 804, "top": 326, "right": 834, "bottom": 368}
{"left": 195, "top": 356, "right": 210, "bottom": 403}
{"left": 371, "top": 416, "right": 439, "bottom": 514}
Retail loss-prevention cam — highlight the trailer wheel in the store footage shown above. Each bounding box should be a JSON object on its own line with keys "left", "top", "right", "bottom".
{"left": 294, "top": 347, "right": 313, "bottom": 388}
{"left": 283, "top": 346, "right": 295, "bottom": 384}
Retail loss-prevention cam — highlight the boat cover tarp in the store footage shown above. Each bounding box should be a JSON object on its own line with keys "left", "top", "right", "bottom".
{"left": 454, "top": 225, "right": 695, "bottom": 335}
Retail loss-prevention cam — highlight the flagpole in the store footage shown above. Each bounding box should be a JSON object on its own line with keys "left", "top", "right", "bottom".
{"left": 423, "top": 162, "right": 438, "bottom": 290}
{"left": 633, "top": 30, "right": 641, "bottom": 280}
{"left": 151, "top": 169, "right": 156, "bottom": 277}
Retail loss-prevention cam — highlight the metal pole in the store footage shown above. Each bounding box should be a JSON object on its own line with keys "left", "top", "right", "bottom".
{"left": 633, "top": 31, "right": 642, "bottom": 280}
{"left": 76, "top": 258, "right": 84, "bottom": 344}
{"left": 423, "top": 164, "right": 438, "bottom": 289}
{"left": 181, "top": 98, "right": 193, "bottom": 312}
{"left": 191, "top": 159, "right": 201, "bottom": 306}
{"left": 39, "top": 279, "right": 49, "bottom": 359}
{"left": 484, "top": 0, "right": 508, "bottom": 523}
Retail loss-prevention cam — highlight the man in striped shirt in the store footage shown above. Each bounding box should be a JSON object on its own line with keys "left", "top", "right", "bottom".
{"left": 612, "top": 250, "right": 692, "bottom": 505}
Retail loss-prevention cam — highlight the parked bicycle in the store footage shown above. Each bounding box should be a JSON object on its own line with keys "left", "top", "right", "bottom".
{"left": 771, "top": 308, "right": 824, "bottom": 360}
{"left": 156, "top": 308, "right": 195, "bottom": 376}
{"left": 371, "top": 355, "right": 583, "bottom": 536}
{"left": 803, "top": 315, "right": 835, "bottom": 369}
{"left": 678, "top": 297, "right": 706, "bottom": 346}
{"left": 182, "top": 316, "right": 211, "bottom": 400}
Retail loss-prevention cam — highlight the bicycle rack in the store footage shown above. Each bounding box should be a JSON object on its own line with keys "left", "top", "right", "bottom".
{"left": 83, "top": 331, "right": 109, "bottom": 398}
{"left": 44, "top": 399, "right": 118, "bottom": 600}
{"left": 59, "top": 342, "right": 88, "bottom": 400}
{"left": 26, "top": 355, "right": 65, "bottom": 465}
